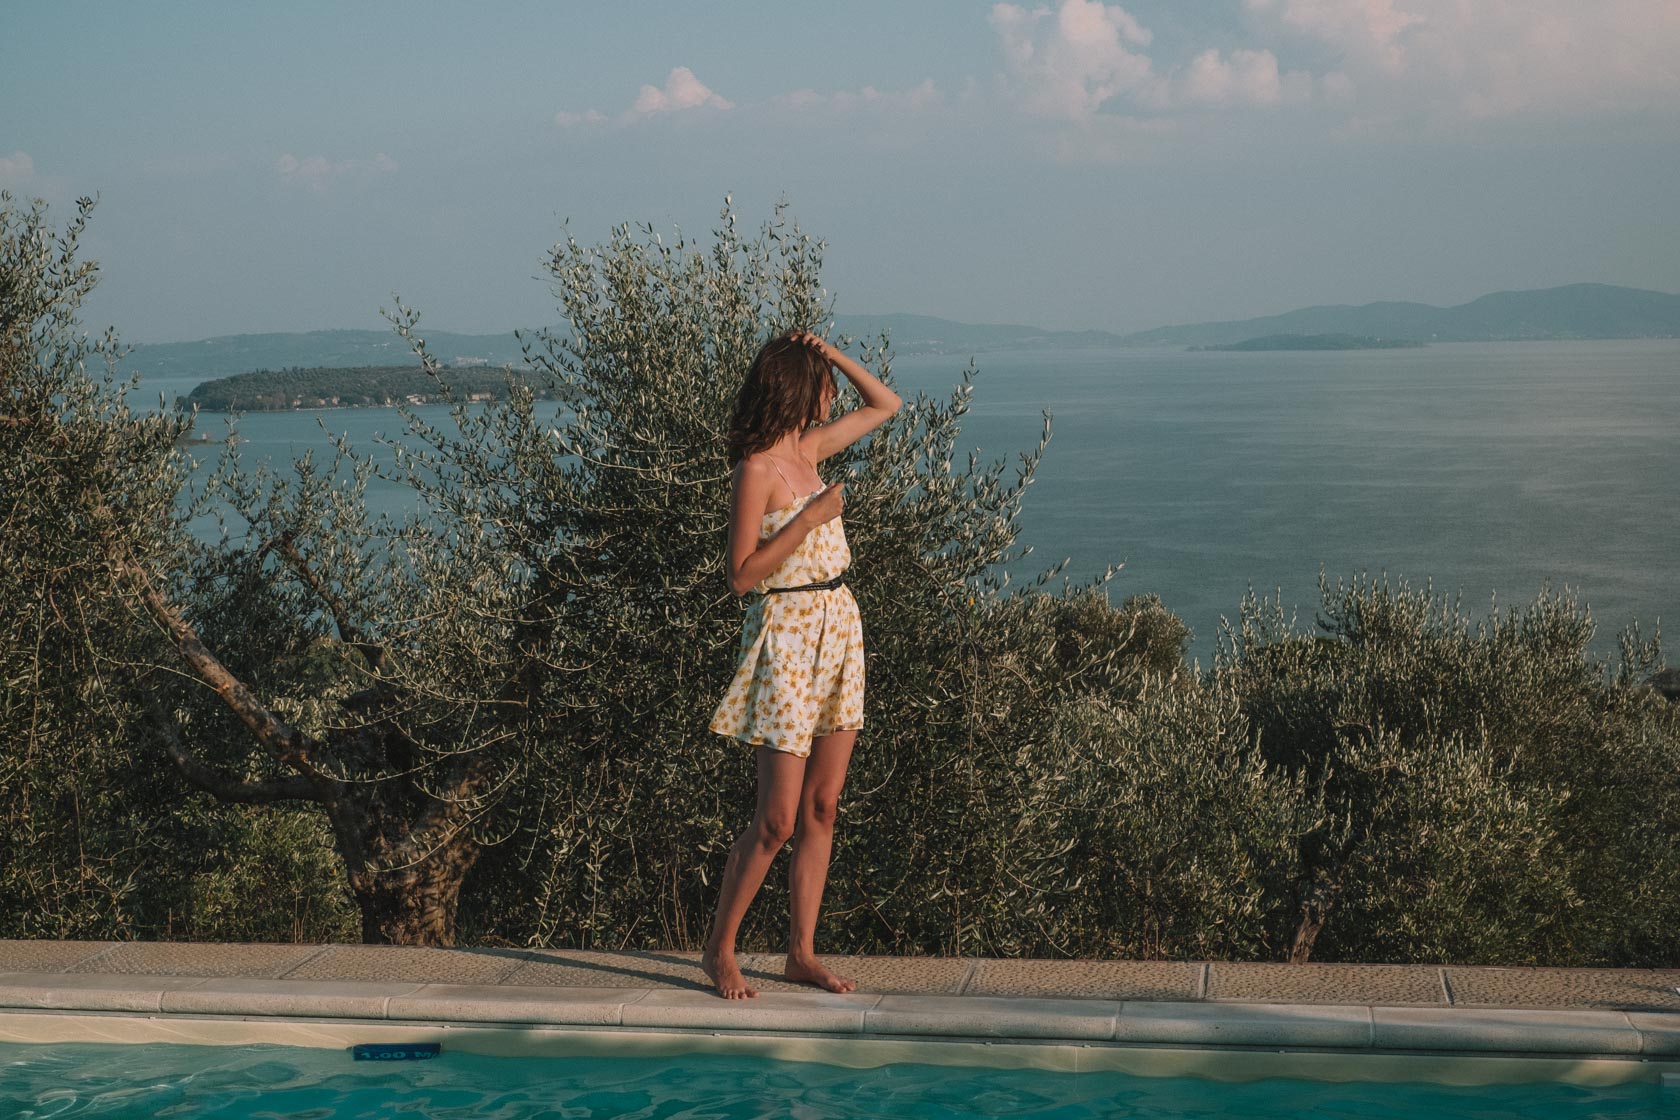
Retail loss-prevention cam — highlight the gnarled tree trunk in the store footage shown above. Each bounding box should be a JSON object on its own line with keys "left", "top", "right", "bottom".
{"left": 128, "top": 557, "right": 498, "bottom": 946}
{"left": 342, "top": 833, "right": 482, "bottom": 946}
{"left": 1288, "top": 898, "right": 1331, "bottom": 963}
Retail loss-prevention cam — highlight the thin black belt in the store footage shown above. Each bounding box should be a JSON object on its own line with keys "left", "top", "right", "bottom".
{"left": 763, "top": 574, "right": 846, "bottom": 595}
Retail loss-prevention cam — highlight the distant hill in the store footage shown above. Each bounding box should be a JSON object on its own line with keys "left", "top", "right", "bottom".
{"left": 121, "top": 317, "right": 1125, "bottom": 380}
{"left": 1121, "top": 284, "right": 1680, "bottom": 347}
{"left": 1193, "top": 333, "right": 1426, "bottom": 352}
{"left": 830, "top": 314, "right": 1128, "bottom": 354}
{"left": 122, "top": 329, "right": 532, "bottom": 382}
{"left": 121, "top": 283, "right": 1679, "bottom": 381}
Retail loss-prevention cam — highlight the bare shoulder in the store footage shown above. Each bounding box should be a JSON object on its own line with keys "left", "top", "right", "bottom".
{"left": 735, "top": 453, "right": 773, "bottom": 483}
{"left": 733, "top": 453, "right": 788, "bottom": 523}
{"left": 733, "top": 453, "right": 775, "bottom": 505}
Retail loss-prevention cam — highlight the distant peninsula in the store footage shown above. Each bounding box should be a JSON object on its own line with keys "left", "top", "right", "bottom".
{"left": 1190, "top": 333, "right": 1425, "bottom": 352}
{"left": 184, "top": 365, "right": 554, "bottom": 412}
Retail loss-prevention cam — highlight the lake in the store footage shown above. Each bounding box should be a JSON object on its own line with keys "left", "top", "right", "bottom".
{"left": 136, "top": 339, "right": 1678, "bottom": 668}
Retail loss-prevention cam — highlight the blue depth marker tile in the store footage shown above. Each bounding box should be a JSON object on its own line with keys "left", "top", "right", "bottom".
{"left": 351, "top": 1043, "right": 441, "bottom": 1061}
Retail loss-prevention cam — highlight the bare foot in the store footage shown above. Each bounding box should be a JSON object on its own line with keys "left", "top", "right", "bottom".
{"left": 701, "top": 948, "right": 758, "bottom": 1000}
{"left": 785, "top": 955, "right": 857, "bottom": 994}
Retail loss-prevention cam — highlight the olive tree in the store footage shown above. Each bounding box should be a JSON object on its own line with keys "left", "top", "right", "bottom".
{"left": 1, "top": 195, "right": 352, "bottom": 942}
{"left": 134, "top": 201, "right": 1183, "bottom": 948}
{"left": 1, "top": 193, "right": 191, "bottom": 934}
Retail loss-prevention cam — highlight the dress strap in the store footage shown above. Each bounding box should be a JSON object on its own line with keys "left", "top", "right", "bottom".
{"left": 767, "top": 456, "right": 817, "bottom": 502}
{"left": 767, "top": 456, "right": 797, "bottom": 496}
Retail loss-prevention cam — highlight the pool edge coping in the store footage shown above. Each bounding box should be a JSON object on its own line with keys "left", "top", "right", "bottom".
{"left": 1, "top": 970, "right": 1677, "bottom": 1060}
{"left": 4, "top": 1005, "right": 1679, "bottom": 1088}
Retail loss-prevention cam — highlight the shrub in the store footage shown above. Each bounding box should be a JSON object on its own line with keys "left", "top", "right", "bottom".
{"left": 1218, "top": 574, "right": 1679, "bottom": 964}
{"left": 181, "top": 808, "right": 359, "bottom": 943}
{"left": 997, "top": 685, "right": 1316, "bottom": 959}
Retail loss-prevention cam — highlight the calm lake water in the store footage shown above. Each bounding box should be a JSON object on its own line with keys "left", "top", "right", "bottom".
{"left": 137, "top": 339, "right": 1678, "bottom": 668}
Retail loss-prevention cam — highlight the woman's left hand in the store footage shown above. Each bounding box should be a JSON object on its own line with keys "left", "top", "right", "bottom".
{"left": 788, "top": 330, "right": 838, "bottom": 365}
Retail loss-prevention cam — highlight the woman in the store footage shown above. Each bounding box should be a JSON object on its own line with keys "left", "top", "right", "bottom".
{"left": 702, "top": 330, "right": 902, "bottom": 999}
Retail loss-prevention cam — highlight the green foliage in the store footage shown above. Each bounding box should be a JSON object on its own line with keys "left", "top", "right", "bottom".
{"left": 305, "top": 202, "right": 1188, "bottom": 952}
{"left": 1, "top": 193, "right": 191, "bottom": 937}
{"left": 6, "top": 193, "right": 1677, "bottom": 966}
{"left": 1005, "top": 687, "right": 1316, "bottom": 959}
{"left": 1217, "top": 574, "right": 1679, "bottom": 964}
{"left": 180, "top": 808, "right": 359, "bottom": 943}
{"left": 0, "top": 195, "right": 362, "bottom": 944}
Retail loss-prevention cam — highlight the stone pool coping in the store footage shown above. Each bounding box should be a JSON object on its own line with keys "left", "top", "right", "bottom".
{"left": 3, "top": 941, "right": 1679, "bottom": 1072}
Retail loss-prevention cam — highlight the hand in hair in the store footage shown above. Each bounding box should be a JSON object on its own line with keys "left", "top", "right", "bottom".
{"left": 786, "top": 332, "right": 903, "bottom": 465}
{"left": 787, "top": 330, "right": 839, "bottom": 365}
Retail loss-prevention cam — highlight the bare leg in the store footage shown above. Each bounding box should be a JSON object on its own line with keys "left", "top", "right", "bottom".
{"left": 785, "top": 729, "right": 858, "bottom": 993}
{"left": 701, "top": 746, "right": 806, "bottom": 999}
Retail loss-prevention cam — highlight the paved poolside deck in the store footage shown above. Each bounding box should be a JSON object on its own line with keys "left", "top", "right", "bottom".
{"left": 3, "top": 941, "right": 1679, "bottom": 1076}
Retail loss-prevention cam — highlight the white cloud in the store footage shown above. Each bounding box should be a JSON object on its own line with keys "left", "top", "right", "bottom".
{"left": 990, "top": 1, "right": 1315, "bottom": 119}
{"left": 1320, "top": 70, "right": 1356, "bottom": 103}
{"left": 986, "top": 0, "right": 1679, "bottom": 136}
{"left": 629, "top": 67, "right": 734, "bottom": 116}
{"left": 557, "top": 68, "right": 941, "bottom": 132}
{"left": 1246, "top": 0, "right": 1680, "bottom": 121}
{"left": 277, "top": 151, "right": 399, "bottom": 193}
{"left": 0, "top": 150, "right": 35, "bottom": 184}
{"left": 990, "top": 1, "right": 1161, "bottom": 120}
{"left": 1246, "top": 0, "right": 1420, "bottom": 75}
{"left": 1177, "top": 48, "right": 1311, "bottom": 107}
{"left": 555, "top": 66, "right": 733, "bottom": 129}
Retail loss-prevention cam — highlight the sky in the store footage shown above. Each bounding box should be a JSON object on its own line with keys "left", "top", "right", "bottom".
{"left": 3, "top": 0, "right": 1678, "bottom": 343}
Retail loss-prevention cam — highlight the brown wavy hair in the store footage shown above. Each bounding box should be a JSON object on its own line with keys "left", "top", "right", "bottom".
{"left": 725, "top": 332, "right": 835, "bottom": 465}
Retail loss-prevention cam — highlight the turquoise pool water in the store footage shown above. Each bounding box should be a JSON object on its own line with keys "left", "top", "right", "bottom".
{"left": 0, "top": 1042, "right": 1669, "bottom": 1119}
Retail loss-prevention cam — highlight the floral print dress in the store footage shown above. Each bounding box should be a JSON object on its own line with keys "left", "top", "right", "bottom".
{"left": 708, "top": 480, "right": 864, "bottom": 758}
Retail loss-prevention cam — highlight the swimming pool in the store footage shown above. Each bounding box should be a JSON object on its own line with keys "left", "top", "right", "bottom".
{"left": 1, "top": 1040, "right": 1671, "bottom": 1119}
{"left": 5, "top": 944, "right": 1679, "bottom": 1115}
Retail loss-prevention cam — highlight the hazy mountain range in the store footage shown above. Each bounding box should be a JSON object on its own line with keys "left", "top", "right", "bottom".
{"left": 1117, "top": 283, "right": 1680, "bottom": 348}
{"left": 122, "top": 283, "right": 1680, "bottom": 379}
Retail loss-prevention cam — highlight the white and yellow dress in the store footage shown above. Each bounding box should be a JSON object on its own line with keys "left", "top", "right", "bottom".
{"left": 708, "top": 476, "right": 865, "bottom": 758}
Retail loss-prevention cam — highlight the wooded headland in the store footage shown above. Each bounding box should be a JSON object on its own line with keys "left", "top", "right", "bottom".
{"left": 183, "top": 364, "right": 555, "bottom": 411}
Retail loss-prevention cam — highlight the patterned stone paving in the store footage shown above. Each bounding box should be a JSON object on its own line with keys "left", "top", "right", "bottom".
{"left": 66, "top": 942, "right": 322, "bottom": 979}
{"left": 1209, "top": 962, "right": 1445, "bottom": 1006}
{"left": 502, "top": 950, "right": 973, "bottom": 995}
{"left": 1446, "top": 966, "right": 1680, "bottom": 1011}
{"left": 4, "top": 940, "right": 1679, "bottom": 1013}
{"left": 0, "top": 941, "right": 112, "bottom": 974}
{"left": 966, "top": 959, "right": 1198, "bottom": 1001}
{"left": 279, "top": 944, "right": 529, "bottom": 985}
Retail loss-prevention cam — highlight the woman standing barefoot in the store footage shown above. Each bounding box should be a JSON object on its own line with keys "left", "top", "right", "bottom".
{"left": 701, "top": 330, "right": 901, "bottom": 999}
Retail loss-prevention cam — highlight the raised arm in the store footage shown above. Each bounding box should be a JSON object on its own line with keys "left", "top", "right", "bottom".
{"left": 793, "top": 332, "right": 902, "bottom": 464}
